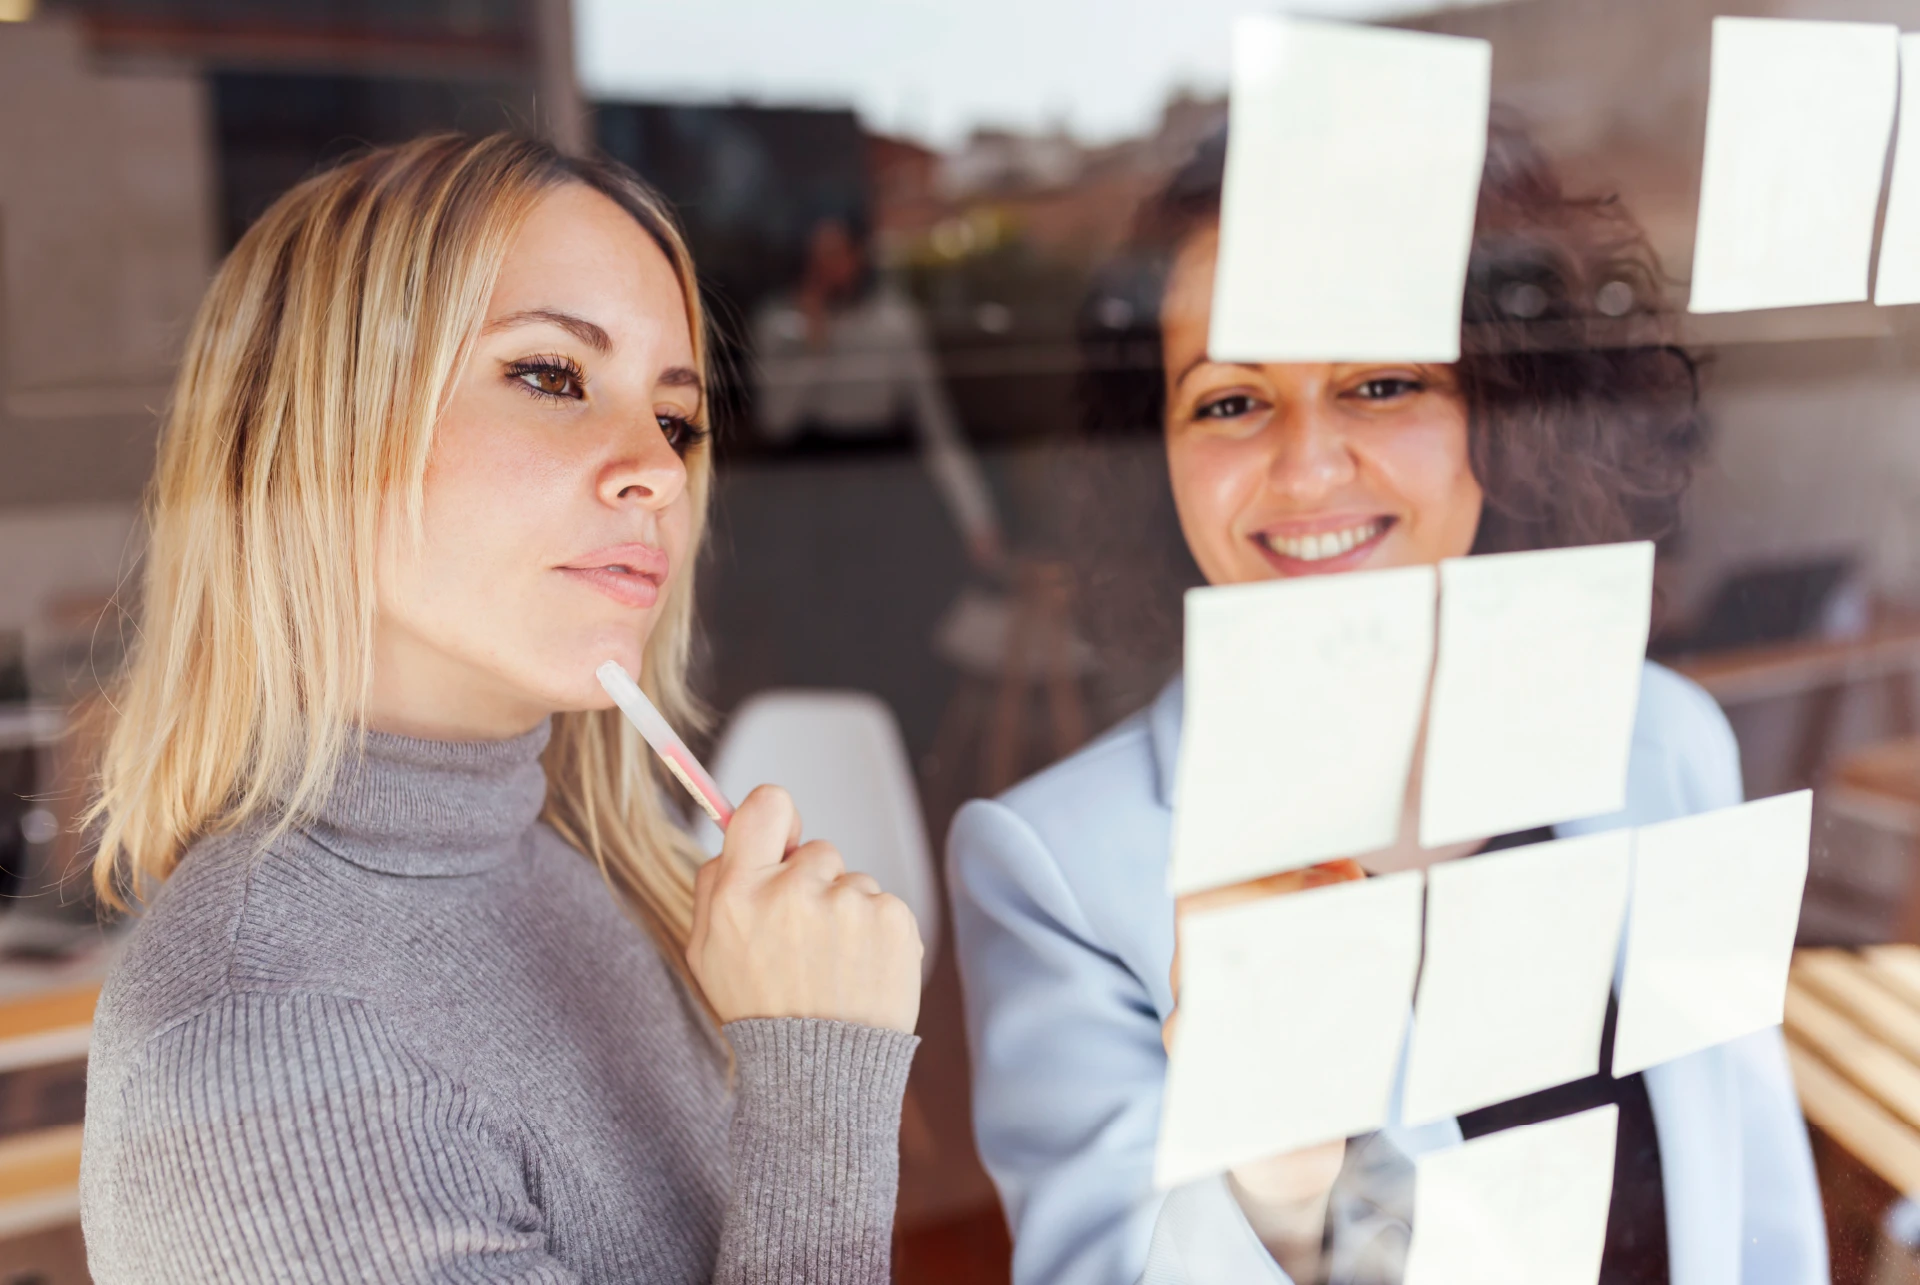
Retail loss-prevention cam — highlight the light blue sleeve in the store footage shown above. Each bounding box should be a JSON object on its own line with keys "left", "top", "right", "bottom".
{"left": 1640, "top": 666, "right": 1830, "bottom": 1285}
{"left": 1731, "top": 1025, "right": 1829, "bottom": 1285}
{"left": 947, "top": 798, "right": 1289, "bottom": 1285}
{"left": 1656, "top": 664, "right": 1744, "bottom": 817}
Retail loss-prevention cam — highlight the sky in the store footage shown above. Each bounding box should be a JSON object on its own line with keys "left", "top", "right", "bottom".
{"left": 575, "top": 0, "right": 1506, "bottom": 149}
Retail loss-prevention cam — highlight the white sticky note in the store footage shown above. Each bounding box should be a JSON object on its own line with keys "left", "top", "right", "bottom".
{"left": 1613, "top": 791, "right": 1812, "bottom": 1076}
{"left": 1209, "top": 16, "right": 1490, "bottom": 362}
{"left": 1156, "top": 872, "right": 1424, "bottom": 1188}
{"left": 1404, "top": 1105, "right": 1618, "bottom": 1285}
{"left": 1688, "top": 17, "right": 1898, "bottom": 314}
{"left": 1419, "top": 543, "right": 1653, "bottom": 849}
{"left": 1876, "top": 37, "right": 1920, "bottom": 304}
{"left": 1403, "top": 832, "right": 1632, "bottom": 1125}
{"left": 1171, "top": 568, "right": 1435, "bottom": 895}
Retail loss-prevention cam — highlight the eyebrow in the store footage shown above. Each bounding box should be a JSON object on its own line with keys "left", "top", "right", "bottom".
{"left": 484, "top": 308, "right": 702, "bottom": 402}
{"left": 1171, "top": 352, "right": 1259, "bottom": 390}
{"left": 658, "top": 365, "right": 705, "bottom": 412}
{"left": 658, "top": 366, "right": 702, "bottom": 392}
{"left": 483, "top": 308, "right": 612, "bottom": 353}
{"left": 1172, "top": 354, "right": 1209, "bottom": 389}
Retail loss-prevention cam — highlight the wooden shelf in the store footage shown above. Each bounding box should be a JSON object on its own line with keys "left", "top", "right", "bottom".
{"left": 1787, "top": 946, "right": 1920, "bottom": 1196}
{"left": 0, "top": 921, "right": 117, "bottom": 1076}
{"left": 0, "top": 1125, "right": 83, "bottom": 1239}
{"left": 0, "top": 982, "right": 97, "bottom": 1076}
{"left": 1670, "top": 617, "right": 1920, "bottom": 708}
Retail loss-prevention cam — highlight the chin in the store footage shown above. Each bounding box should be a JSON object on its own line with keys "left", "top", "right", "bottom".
{"left": 536, "top": 636, "right": 648, "bottom": 712}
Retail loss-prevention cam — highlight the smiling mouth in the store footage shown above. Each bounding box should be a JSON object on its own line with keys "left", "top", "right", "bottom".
{"left": 1258, "top": 518, "right": 1393, "bottom": 564}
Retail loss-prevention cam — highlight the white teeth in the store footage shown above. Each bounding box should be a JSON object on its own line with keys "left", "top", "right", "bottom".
{"left": 1262, "top": 520, "right": 1385, "bottom": 562}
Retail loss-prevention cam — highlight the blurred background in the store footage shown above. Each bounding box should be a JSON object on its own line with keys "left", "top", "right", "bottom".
{"left": 10, "top": 0, "right": 1920, "bottom": 1281}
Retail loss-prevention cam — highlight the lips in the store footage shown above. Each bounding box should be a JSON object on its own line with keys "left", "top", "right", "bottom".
{"left": 1252, "top": 517, "right": 1395, "bottom": 575}
{"left": 558, "top": 543, "right": 668, "bottom": 609}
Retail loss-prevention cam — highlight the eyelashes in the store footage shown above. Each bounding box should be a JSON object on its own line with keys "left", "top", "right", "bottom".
{"left": 1190, "top": 376, "right": 1430, "bottom": 422}
{"left": 506, "top": 354, "right": 586, "bottom": 401}
{"left": 1195, "top": 393, "right": 1260, "bottom": 421}
{"left": 1350, "top": 377, "right": 1426, "bottom": 400}
{"left": 503, "top": 354, "right": 708, "bottom": 456}
{"left": 657, "top": 415, "right": 710, "bottom": 456}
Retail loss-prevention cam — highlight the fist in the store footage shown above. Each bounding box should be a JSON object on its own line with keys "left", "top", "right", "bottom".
{"left": 687, "top": 785, "right": 923, "bottom": 1033}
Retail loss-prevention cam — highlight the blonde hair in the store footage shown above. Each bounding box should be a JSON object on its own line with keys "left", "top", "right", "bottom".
{"left": 89, "top": 133, "right": 715, "bottom": 965}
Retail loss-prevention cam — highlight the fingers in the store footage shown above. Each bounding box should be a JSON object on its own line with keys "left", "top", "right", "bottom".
{"left": 785, "top": 840, "right": 846, "bottom": 884}
{"left": 1175, "top": 858, "right": 1367, "bottom": 921}
{"left": 1229, "top": 1138, "right": 1348, "bottom": 1205}
{"left": 688, "top": 854, "right": 722, "bottom": 963}
{"left": 720, "top": 785, "right": 800, "bottom": 873}
{"left": 1168, "top": 858, "right": 1367, "bottom": 1031}
{"left": 871, "top": 890, "right": 922, "bottom": 946}
{"left": 832, "top": 871, "right": 883, "bottom": 898}
{"left": 782, "top": 791, "right": 804, "bottom": 855}
{"left": 1295, "top": 858, "right": 1368, "bottom": 891}
{"left": 686, "top": 828, "right": 925, "bottom": 1032}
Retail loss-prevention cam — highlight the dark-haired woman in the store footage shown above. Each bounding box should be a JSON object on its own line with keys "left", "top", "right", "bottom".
{"left": 947, "top": 120, "right": 1826, "bottom": 1285}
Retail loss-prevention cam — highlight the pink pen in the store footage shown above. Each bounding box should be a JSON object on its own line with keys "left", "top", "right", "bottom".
{"left": 595, "top": 661, "right": 736, "bottom": 829}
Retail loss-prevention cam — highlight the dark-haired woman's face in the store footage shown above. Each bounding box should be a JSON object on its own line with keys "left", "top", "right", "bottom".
{"left": 1161, "top": 226, "right": 1485, "bottom": 587}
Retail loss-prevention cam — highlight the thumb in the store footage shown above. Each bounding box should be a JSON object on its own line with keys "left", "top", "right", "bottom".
{"left": 687, "top": 854, "right": 719, "bottom": 965}
{"left": 720, "top": 784, "right": 802, "bottom": 872}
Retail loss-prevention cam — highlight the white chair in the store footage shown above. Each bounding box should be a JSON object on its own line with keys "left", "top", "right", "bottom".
{"left": 700, "top": 690, "right": 940, "bottom": 980}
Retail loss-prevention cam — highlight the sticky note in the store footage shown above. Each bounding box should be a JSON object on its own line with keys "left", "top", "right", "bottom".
{"left": 1613, "top": 791, "right": 1812, "bottom": 1076}
{"left": 1688, "top": 17, "right": 1898, "bottom": 314}
{"left": 1876, "top": 37, "right": 1920, "bottom": 304}
{"left": 1403, "top": 832, "right": 1633, "bottom": 1125}
{"left": 1419, "top": 543, "right": 1653, "bottom": 849}
{"left": 1171, "top": 567, "right": 1435, "bottom": 895}
{"left": 1404, "top": 1105, "right": 1618, "bottom": 1285}
{"left": 1156, "top": 872, "right": 1424, "bottom": 1188}
{"left": 1209, "top": 16, "right": 1490, "bottom": 362}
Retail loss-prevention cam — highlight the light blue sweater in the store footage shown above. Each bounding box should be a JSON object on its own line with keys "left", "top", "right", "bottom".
{"left": 949, "top": 663, "right": 1827, "bottom": 1285}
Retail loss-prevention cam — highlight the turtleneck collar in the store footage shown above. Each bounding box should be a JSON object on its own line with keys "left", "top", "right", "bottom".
{"left": 300, "top": 719, "right": 553, "bottom": 877}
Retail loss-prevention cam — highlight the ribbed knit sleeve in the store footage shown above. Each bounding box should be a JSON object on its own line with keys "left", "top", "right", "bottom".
{"left": 83, "top": 991, "right": 577, "bottom": 1284}
{"left": 717, "top": 1018, "right": 919, "bottom": 1285}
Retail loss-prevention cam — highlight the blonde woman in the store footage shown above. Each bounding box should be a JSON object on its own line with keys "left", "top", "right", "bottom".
{"left": 78, "top": 133, "right": 923, "bottom": 1284}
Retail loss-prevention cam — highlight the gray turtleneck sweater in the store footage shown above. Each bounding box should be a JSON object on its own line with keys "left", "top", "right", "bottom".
{"left": 79, "top": 722, "right": 919, "bottom": 1283}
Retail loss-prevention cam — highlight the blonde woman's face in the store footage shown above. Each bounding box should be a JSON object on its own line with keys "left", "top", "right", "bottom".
{"left": 371, "top": 184, "right": 702, "bottom": 738}
{"left": 1160, "top": 226, "right": 1484, "bottom": 586}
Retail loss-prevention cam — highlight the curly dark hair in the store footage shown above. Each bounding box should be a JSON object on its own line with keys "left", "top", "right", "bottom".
{"left": 1069, "top": 110, "right": 1704, "bottom": 697}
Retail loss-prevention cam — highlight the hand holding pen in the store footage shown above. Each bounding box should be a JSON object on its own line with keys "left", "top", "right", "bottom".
{"left": 598, "top": 662, "right": 923, "bottom": 1033}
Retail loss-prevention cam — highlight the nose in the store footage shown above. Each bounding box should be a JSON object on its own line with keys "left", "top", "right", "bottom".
{"left": 598, "top": 418, "right": 689, "bottom": 512}
{"left": 1263, "top": 399, "right": 1355, "bottom": 504}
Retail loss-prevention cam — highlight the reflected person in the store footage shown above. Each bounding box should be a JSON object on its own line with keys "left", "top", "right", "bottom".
{"left": 752, "top": 216, "right": 1004, "bottom": 570}
{"left": 947, "top": 120, "right": 1825, "bottom": 1285}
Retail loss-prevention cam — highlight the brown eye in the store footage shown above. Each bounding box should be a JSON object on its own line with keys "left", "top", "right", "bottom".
{"left": 658, "top": 414, "right": 710, "bottom": 456}
{"left": 528, "top": 368, "right": 574, "bottom": 396}
{"left": 1352, "top": 377, "right": 1422, "bottom": 401}
{"left": 1196, "top": 394, "right": 1258, "bottom": 420}
{"left": 506, "top": 356, "right": 586, "bottom": 401}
